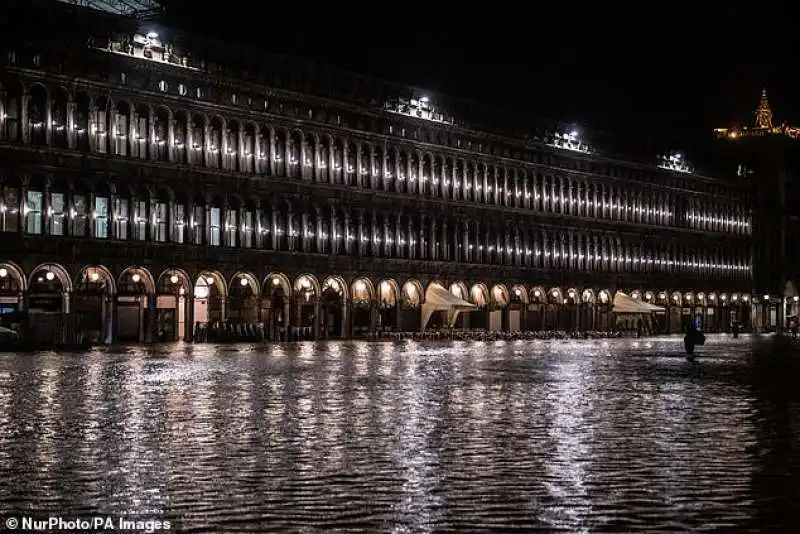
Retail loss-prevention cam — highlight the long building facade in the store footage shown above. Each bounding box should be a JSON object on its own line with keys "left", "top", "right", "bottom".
{"left": 0, "top": 0, "right": 758, "bottom": 343}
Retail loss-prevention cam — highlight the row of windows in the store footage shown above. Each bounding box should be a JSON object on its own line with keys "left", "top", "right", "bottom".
{"left": 7, "top": 37, "right": 743, "bottom": 200}
{"left": 0, "top": 85, "right": 753, "bottom": 236}
{"left": 0, "top": 186, "right": 752, "bottom": 280}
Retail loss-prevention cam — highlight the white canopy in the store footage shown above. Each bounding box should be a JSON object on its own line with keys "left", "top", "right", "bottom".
{"left": 613, "top": 292, "right": 664, "bottom": 314}
{"left": 421, "top": 284, "right": 477, "bottom": 329}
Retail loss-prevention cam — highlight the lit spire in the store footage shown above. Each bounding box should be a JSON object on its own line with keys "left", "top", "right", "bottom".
{"left": 754, "top": 88, "right": 774, "bottom": 129}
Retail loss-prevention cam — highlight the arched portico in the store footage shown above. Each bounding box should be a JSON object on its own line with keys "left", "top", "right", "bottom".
{"left": 27, "top": 263, "right": 72, "bottom": 344}
{"left": 320, "top": 275, "right": 347, "bottom": 339}
{"left": 228, "top": 271, "right": 260, "bottom": 323}
{"left": 449, "top": 282, "right": 469, "bottom": 328}
{"left": 468, "top": 282, "right": 489, "bottom": 330}
{"left": 74, "top": 264, "right": 115, "bottom": 343}
{"left": 0, "top": 261, "right": 26, "bottom": 327}
{"left": 508, "top": 284, "right": 528, "bottom": 332}
{"left": 377, "top": 279, "right": 399, "bottom": 332}
{"left": 193, "top": 269, "right": 227, "bottom": 322}
{"left": 399, "top": 279, "right": 423, "bottom": 331}
{"left": 263, "top": 272, "right": 291, "bottom": 341}
{"left": 489, "top": 283, "right": 509, "bottom": 331}
{"left": 350, "top": 277, "right": 374, "bottom": 338}
{"left": 293, "top": 273, "right": 320, "bottom": 340}
{"left": 116, "top": 266, "right": 155, "bottom": 342}
{"left": 527, "top": 286, "right": 546, "bottom": 330}
{"left": 156, "top": 268, "right": 191, "bottom": 341}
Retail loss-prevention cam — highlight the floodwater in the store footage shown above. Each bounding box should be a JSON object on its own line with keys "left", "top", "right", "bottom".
{"left": 1, "top": 335, "right": 799, "bottom": 532}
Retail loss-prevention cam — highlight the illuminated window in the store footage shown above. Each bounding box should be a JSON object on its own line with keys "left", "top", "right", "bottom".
{"left": 93, "top": 196, "right": 108, "bottom": 239}
{"left": 25, "top": 190, "right": 43, "bottom": 235}
{"left": 178, "top": 84, "right": 187, "bottom": 96}
{"left": 158, "top": 80, "right": 167, "bottom": 92}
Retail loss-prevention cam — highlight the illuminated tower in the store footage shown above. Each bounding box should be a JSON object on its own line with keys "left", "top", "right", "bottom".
{"left": 754, "top": 88, "right": 774, "bottom": 130}
{"left": 714, "top": 89, "right": 800, "bottom": 332}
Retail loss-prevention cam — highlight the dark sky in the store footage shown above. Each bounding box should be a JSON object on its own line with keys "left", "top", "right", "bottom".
{"left": 159, "top": 1, "right": 799, "bottom": 158}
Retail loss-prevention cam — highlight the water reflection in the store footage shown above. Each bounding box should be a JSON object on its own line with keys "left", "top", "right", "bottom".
{"left": 0, "top": 336, "right": 798, "bottom": 531}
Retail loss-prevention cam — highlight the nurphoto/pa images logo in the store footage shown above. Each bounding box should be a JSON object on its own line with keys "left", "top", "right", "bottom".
{"left": 4, "top": 515, "right": 172, "bottom": 532}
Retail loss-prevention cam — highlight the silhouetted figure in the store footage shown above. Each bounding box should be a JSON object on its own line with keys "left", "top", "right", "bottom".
{"left": 732, "top": 322, "right": 740, "bottom": 338}
{"left": 637, "top": 318, "right": 644, "bottom": 338}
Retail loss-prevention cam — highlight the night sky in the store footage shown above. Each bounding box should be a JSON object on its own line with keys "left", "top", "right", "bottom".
{"left": 160, "top": 1, "right": 798, "bottom": 160}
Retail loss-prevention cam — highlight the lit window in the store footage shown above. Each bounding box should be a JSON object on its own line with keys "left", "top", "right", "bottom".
{"left": 49, "top": 192, "right": 65, "bottom": 236}
{"left": 178, "top": 84, "right": 187, "bottom": 96}
{"left": 158, "top": 80, "right": 168, "bottom": 92}
{"left": 94, "top": 196, "right": 108, "bottom": 238}
{"left": 25, "top": 190, "right": 43, "bottom": 235}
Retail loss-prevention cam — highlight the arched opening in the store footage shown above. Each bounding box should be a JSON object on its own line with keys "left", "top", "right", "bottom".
{"left": 116, "top": 266, "right": 155, "bottom": 342}
{"left": 597, "top": 290, "right": 612, "bottom": 331}
{"left": 489, "top": 284, "right": 509, "bottom": 331}
{"left": 192, "top": 270, "right": 227, "bottom": 341}
{"left": 377, "top": 279, "right": 399, "bottom": 333}
{"left": 112, "top": 100, "right": 131, "bottom": 156}
{"left": 154, "top": 107, "right": 171, "bottom": 162}
{"left": 321, "top": 276, "right": 347, "bottom": 339}
{"left": 545, "top": 287, "right": 562, "bottom": 330}
{"left": 227, "top": 272, "right": 260, "bottom": 340}
{"left": 0, "top": 262, "right": 26, "bottom": 331}
{"left": 74, "top": 265, "right": 115, "bottom": 343}
{"left": 293, "top": 274, "right": 319, "bottom": 340}
{"left": 350, "top": 277, "right": 374, "bottom": 338}
{"left": 449, "top": 282, "right": 469, "bottom": 329}
{"left": 27, "top": 263, "right": 72, "bottom": 345}
{"left": 580, "top": 289, "right": 595, "bottom": 332}
{"left": 173, "top": 110, "right": 189, "bottom": 163}
{"left": 3, "top": 81, "right": 23, "bottom": 142}
{"left": 508, "top": 285, "right": 528, "bottom": 332}
{"left": 527, "top": 286, "right": 546, "bottom": 331}
{"left": 27, "top": 84, "right": 47, "bottom": 145}
{"left": 208, "top": 116, "right": 224, "bottom": 168}
{"left": 51, "top": 86, "right": 69, "bottom": 149}
{"left": 74, "top": 92, "right": 91, "bottom": 151}
{"left": 155, "top": 268, "right": 191, "bottom": 341}
{"left": 262, "top": 273, "right": 291, "bottom": 341}
{"left": 561, "top": 288, "right": 579, "bottom": 332}
{"left": 399, "top": 279, "right": 423, "bottom": 331}
{"left": 132, "top": 104, "right": 150, "bottom": 159}
{"left": 468, "top": 283, "right": 489, "bottom": 330}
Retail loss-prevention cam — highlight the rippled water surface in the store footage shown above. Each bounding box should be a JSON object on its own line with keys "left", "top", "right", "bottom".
{"left": 2, "top": 335, "right": 800, "bottom": 532}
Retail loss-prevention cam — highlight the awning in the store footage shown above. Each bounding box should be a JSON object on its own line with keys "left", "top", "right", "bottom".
{"left": 421, "top": 284, "right": 477, "bottom": 329}
{"left": 613, "top": 292, "right": 663, "bottom": 314}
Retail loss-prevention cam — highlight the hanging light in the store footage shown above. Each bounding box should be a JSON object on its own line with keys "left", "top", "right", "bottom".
{"left": 0, "top": 268, "right": 7, "bottom": 278}
{"left": 90, "top": 272, "right": 100, "bottom": 282}
{"left": 170, "top": 274, "right": 179, "bottom": 284}
{"left": 240, "top": 277, "right": 248, "bottom": 287}
{"left": 132, "top": 273, "right": 141, "bottom": 283}
{"left": 46, "top": 272, "right": 55, "bottom": 281}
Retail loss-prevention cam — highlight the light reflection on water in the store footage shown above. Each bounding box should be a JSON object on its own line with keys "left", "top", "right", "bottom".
{"left": 1, "top": 336, "right": 799, "bottom": 532}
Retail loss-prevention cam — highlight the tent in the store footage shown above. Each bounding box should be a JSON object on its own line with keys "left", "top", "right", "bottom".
{"left": 421, "top": 284, "right": 477, "bottom": 329}
{"left": 613, "top": 292, "right": 664, "bottom": 314}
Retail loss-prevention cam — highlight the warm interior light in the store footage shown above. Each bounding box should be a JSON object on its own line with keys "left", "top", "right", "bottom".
{"left": 90, "top": 272, "right": 100, "bottom": 282}
{"left": 46, "top": 272, "right": 55, "bottom": 281}
{"left": 0, "top": 268, "right": 7, "bottom": 278}
{"left": 170, "top": 274, "right": 179, "bottom": 284}
{"left": 240, "top": 277, "right": 248, "bottom": 287}
{"left": 132, "top": 273, "right": 141, "bottom": 283}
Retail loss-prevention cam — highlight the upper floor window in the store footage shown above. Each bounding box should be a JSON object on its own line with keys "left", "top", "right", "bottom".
{"left": 209, "top": 207, "right": 221, "bottom": 246}
{"left": 158, "top": 80, "right": 168, "bottom": 92}
{"left": 94, "top": 196, "right": 109, "bottom": 239}
{"left": 178, "top": 84, "right": 187, "bottom": 96}
{"left": 25, "top": 190, "right": 43, "bottom": 235}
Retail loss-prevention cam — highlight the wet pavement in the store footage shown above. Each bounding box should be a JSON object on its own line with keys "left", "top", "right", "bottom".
{"left": 1, "top": 334, "right": 799, "bottom": 532}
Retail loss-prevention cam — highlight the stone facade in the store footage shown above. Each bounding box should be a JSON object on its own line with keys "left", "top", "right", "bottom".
{"left": 0, "top": 0, "right": 758, "bottom": 342}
